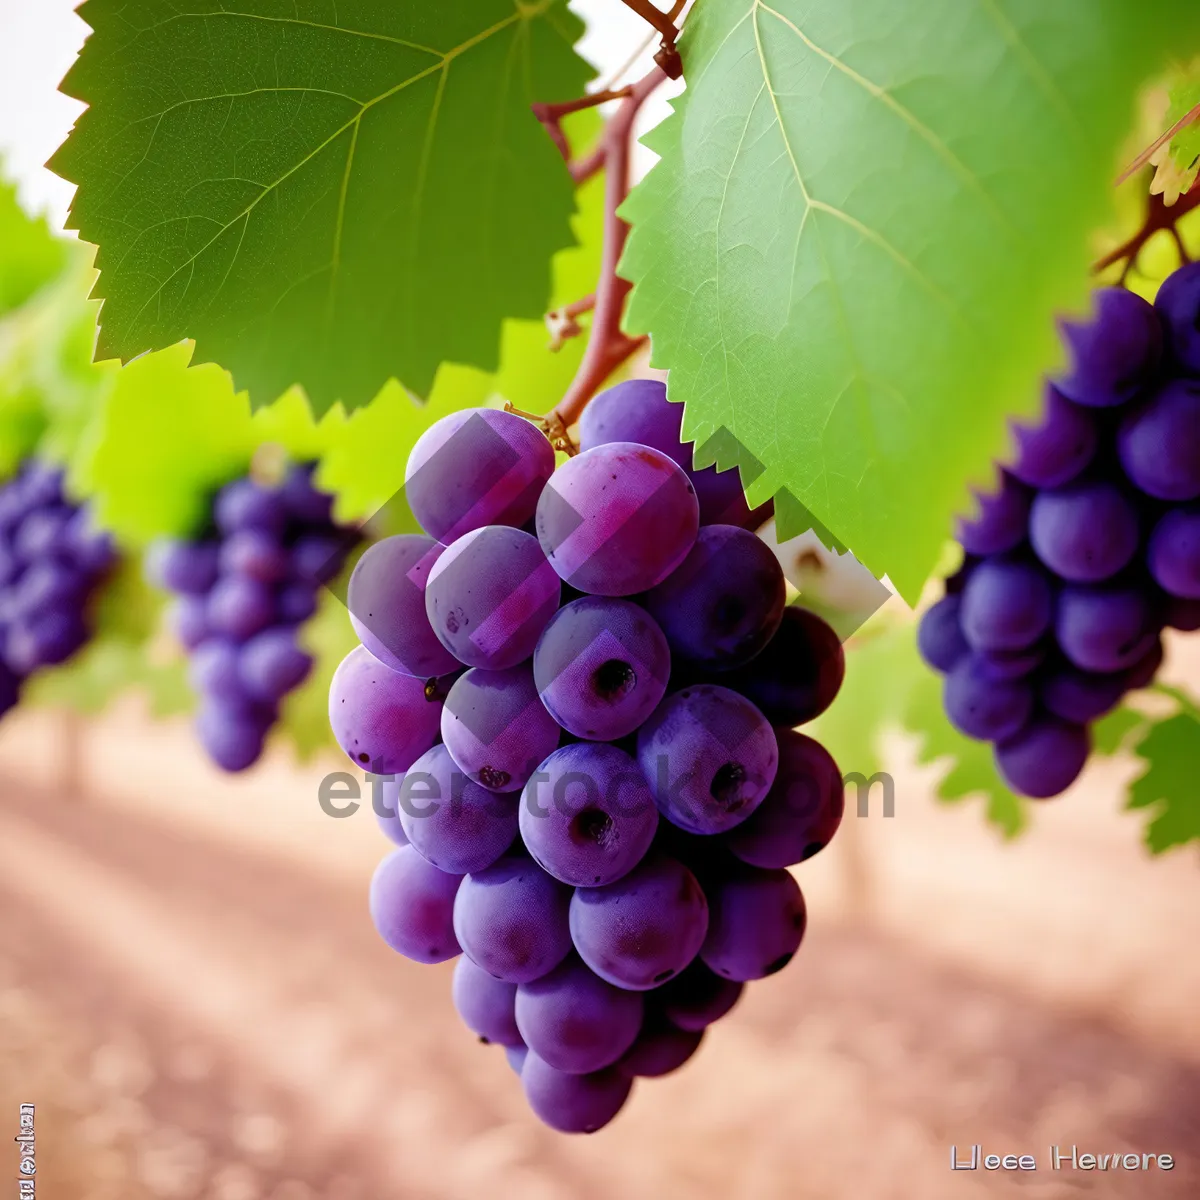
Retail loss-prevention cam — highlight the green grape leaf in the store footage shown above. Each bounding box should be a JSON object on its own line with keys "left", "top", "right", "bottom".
{"left": 49, "top": 0, "right": 592, "bottom": 413}
{"left": 0, "top": 175, "right": 68, "bottom": 318}
{"left": 620, "top": 0, "right": 1200, "bottom": 603}
{"left": 1166, "top": 70, "right": 1200, "bottom": 175}
{"left": 1091, "top": 704, "right": 1150, "bottom": 757}
{"left": 1126, "top": 711, "right": 1200, "bottom": 853}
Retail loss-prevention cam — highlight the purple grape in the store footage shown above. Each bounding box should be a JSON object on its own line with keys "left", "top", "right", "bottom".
{"left": 506, "top": 1044, "right": 528, "bottom": 1075}
{"left": 994, "top": 717, "right": 1090, "bottom": 799}
{"left": 0, "top": 544, "right": 17, "bottom": 588}
{"left": 657, "top": 961, "right": 744, "bottom": 1032}
{"left": 1055, "top": 584, "right": 1158, "bottom": 673}
{"left": 146, "top": 538, "right": 219, "bottom": 594}
{"left": 725, "top": 729, "right": 843, "bottom": 868}
{"left": 291, "top": 533, "right": 349, "bottom": 584}
{"left": 218, "top": 529, "right": 289, "bottom": 583}
{"left": 533, "top": 597, "right": 670, "bottom": 741}
{"left": 519, "top": 743, "right": 658, "bottom": 886}
{"left": 535, "top": 442, "right": 699, "bottom": 596}
{"left": 514, "top": 955, "right": 643, "bottom": 1074}
{"left": 452, "top": 854, "right": 573, "bottom": 983}
{"left": 276, "top": 583, "right": 318, "bottom": 624}
{"left": 194, "top": 698, "right": 271, "bottom": 772}
{"left": 14, "top": 507, "right": 72, "bottom": 560}
{"left": 238, "top": 627, "right": 313, "bottom": 701}
{"left": 188, "top": 638, "right": 243, "bottom": 701}
{"left": 369, "top": 845, "right": 462, "bottom": 964}
{"left": 521, "top": 1051, "right": 632, "bottom": 1134}
{"left": 425, "top": 526, "right": 560, "bottom": 670}
{"left": 942, "top": 654, "right": 1034, "bottom": 741}
{"left": 1124, "top": 636, "right": 1163, "bottom": 690}
{"left": 397, "top": 743, "right": 519, "bottom": 875}
{"left": 327, "top": 644, "right": 443, "bottom": 774}
{"left": 917, "top": 595, "right": 969, "bottom": 673}
{"left": 214, "top": 478, "right": 288, "bottom": 536}
{"left": 405, "top": 408, "right": 555, "bottom": 544}
{"left": 0, "top": 662, "right": 19, "bottom": 716}
{"left": 569, "top": 855, "right": 709, "bottom": 991}
{"left": 960, "top": 558, "right": 1054, "bottom": 653}
{"left": 279, "top": 463, "right": 334, "bottom": 524}
{"left": 347, "top": 534, "right": 459, "bottom": 678}
{"left": 440, "top": 664, "right": 560, "bottom": 792}
{"left": 1153, "top": 258, "right": 1200, "bottom": 374}
{"left": 16, "top": 462, "right": 64, "bottom": 508}
{"left": 63, "top": 509, "right": 116, "bottom": 576}
{"left": 700, "top": 865, "right": 807, "bottom": 981}
{"left": 711, "top": 606, "right": 844, "bottom": 726}
{"left": 452, "top": 956, "right": 522, "bottom": 1047}
{"left": 578, "top": 378, "right": 772, "bottom": 528}
{"left": 972, "top": 642, "right": 1047, "bottom": 680}
{"left": 5, "top": 611, "right": 88, "bottom": 673}
{"left": 1148, "top": 507, "right": 1200, "bottom": 598}
{"left": 206, "top": 576, "right": 275, "bottom": 641}
{"left": 637, "top": 685, "right": 778, "bottom": 835}
{"left": 1166, "top": 595, "right": 1200, "bottom": 631}
{"left": 168, "top": 595, "right": 209, "bottom": 649}
{"left": 1056, "top": 287, "right": 1163, "bottom": 407}
{"left": 1008, "top": 385, "right": 1098, "bottom": 489}
{"left": 1039, "top": 663, "right": 1126, "bottom": 723}
{"left": 643, "top": 525, "right": 785, "bottom": 670}
{"left": 13, "top": 561, "right": 86, "bottom": 615}
{"left": 956, "top": 472, "right": 1031, "bottom": 556}
{"left": 1028, "top": 480, "right": 1140, "bottom": 583}
{"left": 1117, "top": 379, "right": 1200, "bottom": 501}
{"left": 617, "top": 1016, "right": 704, "bottom": 1078}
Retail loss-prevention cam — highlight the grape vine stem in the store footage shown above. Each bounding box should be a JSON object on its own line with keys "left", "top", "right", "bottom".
{"left": 524, "top": 66, "right": 667, "bottom": 454}
{"left": 1092, "top": 183, "right": 1200, "bottom": 282}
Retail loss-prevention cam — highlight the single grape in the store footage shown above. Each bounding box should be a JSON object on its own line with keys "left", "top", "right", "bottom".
{"left": 643, "top": 525, "right": 785, "bottom": 670}
{"left": 701, "top": 864, "right": 807, "bottom": 981}
{"left": 15, "top": 462, "right": 64, "bottom": 508}
{"left": 168, "top": 595, "right": 209, "bottom": 649}
{"left": 1153, "top": 258, "right": 1200, "bottom": 373}
{"left": 279, "top": 462, "right": 334, "bottom": 525}
{"left": 1039, "top": 662, "right": 1126, "bottom": 724}
{"left": 14, "top": 507, "right": 72, "bottom": 561}
{"left": 4, "top": 611, "right": 88, "bottom": 673}
{"left": 569, "top": 854, "right": 709, "bottom": 991}
{"left": 347, "top": 534, "right": 458, "bottom": 677}
{"left": 1055, "top": 584, "right": 1159, "bottom": 673}
{"left": 194, "top": 698, "right": 271, "bottom": 772}
{"left": 959, "top": 558, "right": 1053, "bottom": 653}
{"left": 440, "top": 664, "right": 560, "bottom": 792}
{"left": 520, "top": 1051, "right": 632, "bottom": 1134}
{"left": 238, "top": 627, "right": 313, "bottom": 701}
{"left": 397, "top": 743, "right": 519, "bottom": 875}
{"left": 917, "top": 596, "right": 969, "bottom": 673}
{"left": 214, "top": 478, "right": 288, "bottom": 536}
{"left": 188, "top": 638, "right": 243, "bottom": 701}
{"left": 218, "top": 529, "right": 290, "bottom": 583}
{"left": 994, "top": 716, "right": 1090, "bottom": 799}
{"left": 956, "top": 472, "right": 1031, "bottom": 556}
{"left": 328, "top": 644, "right": 443, "bottom": 774}
{"left": 12, "top": 561, "right": 85, "bottom": 615}
{"left": 1028, "top": 480, "right": 1140, "bottom": 583}
{"left": 1008, "top": 385, "right": 1098, "bottom": 489}
{"left": 637, "top": 685, "right": 778, "bottom": 835}
{"left": 405, "top": 408, "right": 555, "bottom": 544}
{"left": 709, "top": 606, "right": 844, "bottom": 726}
{"left": 942, "top": 654, "right": 1034, "bottom": 742}
{"left": 535, "top": 442, "right": 699, "bottom": 596}
{"left": 725, "top": 729, "right": 843, "bottom": 868}
{"left": 519, "top": 743, "right": 659, "bottom": 887}
{"left": 656, "top": 961, "right": 744, "bottom": 1032}
{"left": 1117, "top": 379, "right": 1200, "bottom": 501}
{"left": 207, "top": 576, "right": 275, "bottom": 641}
{"left": 146, "top": 538, "right": 219, "bottom": 594}
{"left": 514, "top": 954, "right": 643, "bottom": 1075}
{"left": 276, "top": 583, "right": 318, "bottom": 624}
{"left": 1056, "top": 286, "right": 1163, "bottom": 407}
{"left": 452, "top": 956, "right": 522, "bottom": 1047}
{"left": 616, "top": 1016, "right": 704, "bottom": 1078}
{"left": 1147, "top": 507, "right": 1200, "bottom": 599}
{"left": 452, "top": 853, "right": 573, "bottom": 983}
{"left": 369, "top": 845, "right": 462, "bottom": 964}
{"left": 291, "top": 533, "right": 350, "bottom": 584}
{"left": 425, "top": 525, "right": 560, "bottom": 670}
{"left": 533, "top": 597, "right": 670, "bottom": 741}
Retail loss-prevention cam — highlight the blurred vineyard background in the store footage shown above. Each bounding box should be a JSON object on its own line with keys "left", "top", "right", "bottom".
{"left": 1, "top": 1, "right": 1199, "bottom": 1196}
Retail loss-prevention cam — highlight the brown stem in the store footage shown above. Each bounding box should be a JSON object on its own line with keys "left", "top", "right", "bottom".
{"left": 619, "top": 0, "right": 679, "bottom": 39}
{"left": 532, "top": 87, "right": 634, "bottom": 178}
{"left": 545, "top": 293, "right": 596, "bottom": 351}
{"left": 1092, "top": 183, "right": 1200, "bottom": 282}
{"left": 545, "top": 67, "right": 665, "bottom": 436}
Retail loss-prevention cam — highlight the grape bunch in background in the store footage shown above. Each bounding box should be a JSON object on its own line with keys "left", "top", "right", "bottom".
{"left": 149, "top": 463, "right": 356, "bottom": 772}
{"left": 330, "top": 380, "right": 847, "bottom": 1134}
{"left": 920, "top": 261, "right": 1200, "bottom": 799}
{"left": 0, "top": 459, "right": 116, "bottom": 710}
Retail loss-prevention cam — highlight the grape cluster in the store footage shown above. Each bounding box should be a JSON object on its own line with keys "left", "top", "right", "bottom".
{"left": 148, "top": 464, "right": 356, "bottom": 772}
{"left": 332, "top": 381, "right": 847, "bottom": 1133}
{"left": 0, "top": 459, "right": 116, "bottom": 710}
{"left": 920, "top": 263, "right": 1200, "bottom": 799}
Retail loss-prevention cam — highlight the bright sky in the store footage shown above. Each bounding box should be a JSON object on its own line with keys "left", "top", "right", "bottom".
{"left": 0, "top": 0, "right": 684, "bottom": 229}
